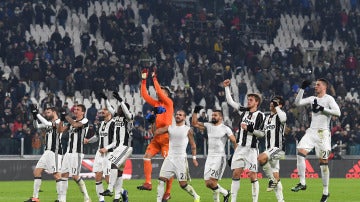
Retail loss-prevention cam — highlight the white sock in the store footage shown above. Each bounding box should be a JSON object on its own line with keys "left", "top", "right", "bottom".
{"left": 274, "top": 180, "right": 284, "bottom": 202}
{"left": 95, "top": 181, "right": 105, "bottom": 201}
{"left": 217, "top": 184, "right": 228, "bottom": 196}
{"left": 33, "top": 178, "right": 42, "bottom": 198}
{"left": 320, "top": 164, "right": 329, "bottom": 195}
{"left": 262, "top": 162, "right": 276, "bottom": 181}
{"left": 114, "top": 177, "right": 123, "bottom": 199}
{"left": 231, "top": 179, "right": 240, "bottom": 202}
{"left": 77, "top": 178, "right": 90, "bottom": 199}
{"left": 61, "top": 178, "right": 68, "bottom": 201}
{"left": 157, "top": 180, "right": 165, "bottom": 202}
{"left": 297, "top": 155, "right": 306, "bottom": 185}
{"left": 56, "top": 179, "right": 61, "bottom": 200}
{"left": 182, "top": 184, "right": 199, "bottom": 199}
{"left": 212, "top": 187, "right": 220, "bottom": 202}
{"left": 108, "top": 169, "right": 118, "bottom": 192}
{"left": 252, "top": 180, "right": 259, "bottom": 202}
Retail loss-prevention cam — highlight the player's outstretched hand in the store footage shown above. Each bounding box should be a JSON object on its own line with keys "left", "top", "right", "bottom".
{"left": 193, "top": 105, "right": 204, "bottom": 113}
{"left": 30, "top": 104, "right": 38, "bottom": 120}
{"left": 223, "top": 79, "right": 231, "bottom": 87}
{"left": 301, "top": 80, "right": 311, "bottom": 89}
{"left": 151, "top": 66, "right": 157, "bottom": 78}
{"left": 99, "top": 92, "right": 107, "bottom": 100}
{"left": 60, "top": 109, "right": 67, "bottom": 121}
{"left": 141, "top": 68, "right": 148, "bottom": 80}
{"left": 271, "top": 98, "right": 279, "bottom": 107}
{"left": 112, "top": 91, "right": 123, "bottom": 102}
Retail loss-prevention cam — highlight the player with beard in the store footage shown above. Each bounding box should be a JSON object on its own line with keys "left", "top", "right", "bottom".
{"left": 291, "top": 79, "right": 340, "bottom": 202}
{"left": 25, "top": 105, "right": 62, "bottom": 202}
{"left": 192, "top": 106, "right": 237, "bottom": 202}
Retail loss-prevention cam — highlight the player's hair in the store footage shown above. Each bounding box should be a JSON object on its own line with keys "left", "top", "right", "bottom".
{"left": 77, "top": 104, "right": 86, "bottom": 112}
{"left": 317, "top": 78, "right": 329, "bottom": 87}
{"left": 213, "top": 109, "right": 223, "bottom": 117}
{"left": 177, "top": 109, "right": 186, "bottom": 117}
{"left": 247, "top": 93, "right": 262, "bottom": 106}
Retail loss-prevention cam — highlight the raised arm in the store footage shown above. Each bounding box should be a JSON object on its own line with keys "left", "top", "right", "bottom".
{"left": 112, "top": 91, "right": 134, "bottom": 121}
{"left": 223, "top": 79, "right": 241, "bottom": 110}
{"left": 191, "top": 106, "right": 205, "bottom": 131}
{"left": 36, "top": 114, "right": 53, "bottom": 127}
{"left": 275, "top": 106, "right": 287, "bottom": 123}
{"left": 141, "top": 68, "right": 158, "bottom": 106}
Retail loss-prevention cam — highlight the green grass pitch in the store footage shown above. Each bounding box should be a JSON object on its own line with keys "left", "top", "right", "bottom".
{"left": 1, "top": 178, "right": 358, "bottom": 201}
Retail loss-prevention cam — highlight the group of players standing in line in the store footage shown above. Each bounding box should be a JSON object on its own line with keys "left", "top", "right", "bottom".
{"left": 24, "top": 66, "right": 340, "bottom": 202}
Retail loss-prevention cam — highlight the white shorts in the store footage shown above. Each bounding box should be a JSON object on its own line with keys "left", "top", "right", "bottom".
{"left": 204, "top": 156, "right": 227, "bottom": 180}
{"left": 109, "top": 145, "right": 133, "bottom": 169}
{"left": 36, "top": 150, "right": 62, "bottom": 173}
{"left": 61, "top": 152, "right": 84, "bottom": 176}
{"left": 297, "top": 128, "right": 331, "bottom": 159}
{"left": 231, "top": 146, "right": 258, "bottom": 172}
{"left": 263, "top": 147, "right": 282, "bottom": 172}
{"left": 160, "top": 156, "right": 190, "bottom": 181}
{"left": 93, "top": 151, "right": 111, "bottom": 175}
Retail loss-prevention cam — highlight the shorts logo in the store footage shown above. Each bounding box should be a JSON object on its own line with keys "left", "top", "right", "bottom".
{"left": 290, "top": 159, "right": 319, "bottom": 178}
{"left": 346, "top": 160, "right": 360, "bottom": 178}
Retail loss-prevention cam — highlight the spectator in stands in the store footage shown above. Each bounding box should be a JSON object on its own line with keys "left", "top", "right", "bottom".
{"left": 57, "top": 5, "right": 68, "bottom": 28}
{"left": 131, "top": 122, "right": 145, "bottom": 154}
{"left": 88, "top": 11, "right": 99, "bottom": 36}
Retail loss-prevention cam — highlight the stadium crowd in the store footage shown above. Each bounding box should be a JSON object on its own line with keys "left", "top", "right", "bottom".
{"left": 0, "top": 0, "right": 359, "bottom": 157}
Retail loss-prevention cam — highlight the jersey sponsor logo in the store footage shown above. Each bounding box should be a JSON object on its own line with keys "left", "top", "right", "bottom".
{"left": 265, "top": 125, "right": 276, "bottom": 130}
{"left": 290, "top": 159, "right": 319, "bottom": 178}
{"left": 346, "top": 160, "right": 360, "bottom": 178}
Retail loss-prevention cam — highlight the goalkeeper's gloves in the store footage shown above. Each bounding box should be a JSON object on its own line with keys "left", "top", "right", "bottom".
{"left": 301, "top": 80, "right": 311, "bottom": 89}
{"left": 145, "top": 112, "right": 156, "bottom": 124}
{"left": 112, "top": 91, "right": 122, "bottom": 102}
{"left": 153, "top": 106, "right": 166, "bottom": 114}
{"left": 30, "top": 104, "right": 38, "bottom": 120}
{"left": 151, "top": 66, "right": 157, "bottom": 78}
{"left": 193, "top": 105, "right": 204, "bottom": 113}
{"left": 312, "top": 99, "right": 324, "bottom": 113}
{"left": 141, "top": 68, "right": 148, "bottom": 80}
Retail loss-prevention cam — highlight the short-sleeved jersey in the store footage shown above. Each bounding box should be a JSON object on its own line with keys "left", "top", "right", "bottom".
{"left": 237, "top": 111, "right": 265, "bottom": 148}
{"left": 66, "top": 118, "right": 89, "bottom": 154}
{"left": 98, "top": 119, "right": 115, "bottom": 152}
{"left": 204, "top": 122, "right": 233, "bottom": 156}
{"left": 168, "top": 124, "right": 191, "bottom": 157}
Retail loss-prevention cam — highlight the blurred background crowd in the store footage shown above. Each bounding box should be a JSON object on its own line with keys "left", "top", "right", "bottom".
{"left": 0, "top": 0, "right": 359, "bottom": 158}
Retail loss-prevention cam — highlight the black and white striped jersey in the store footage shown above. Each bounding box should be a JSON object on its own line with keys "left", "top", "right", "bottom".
{"left": 237, "top": 110, "right": 265, "bottom": 148}
{"left": 34, "top": 116, "right": 62, "bottom": 154}
{"left": 97, "top": 119, "right": 116, "bottom": 152}
{"left": 262, "top": 108, "right": 287, "bottom": 151}
{"left": 113, "top": 116, "right": 132, "bottom": 147}
{"left": 67, "top": 118, "right": 89, "bottom": 154}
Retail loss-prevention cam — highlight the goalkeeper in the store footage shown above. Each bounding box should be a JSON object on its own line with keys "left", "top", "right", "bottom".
{"left": 138, "top": 66, "right": 174, "bottom": 202}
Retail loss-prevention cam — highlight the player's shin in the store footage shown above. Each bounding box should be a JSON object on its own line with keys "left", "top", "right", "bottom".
{"left": 320, "top": 163, "right": 329, "bottom": 195}
{"left": 261, "top": 162, "right": 275, "bottom": 181}
{"left": 96, "top": 181, "right": 105, "bottom": 201}
{"left": 114, "top": 172, "right": 124, "bottom": 199}
{"left": 157, "top": 180, "right": 165, "bottom": 202}
{"left": 211, "top": 186, "right": 220, "bottom": 202}
{"left": 76, "top": 177, "right": 90, "bottom": 199}
{"left": 274, "top": 180, "right": 284, "bottom": 202}
{"left": 108, "top": 168, "right": 118, "bottom": 192}
{"left": 144, "top": 158, "right": 152, "bottom": 184}
{"left": 56, "top": 179, "right": 61, "bottom": 200}
{"left": 33, "top": 177, "right": 42, "bottom": 198}
{"left": 231, "top": 178, "right": 240, "bottom": 202}
{"left": 251, "top": 180, "right": 259, "bottom": 202}
{"left": 181, "top": 183, "right": 199, "bottom": 199}
{"left": 297, "top": 154, "right": 306, "bottom": 185}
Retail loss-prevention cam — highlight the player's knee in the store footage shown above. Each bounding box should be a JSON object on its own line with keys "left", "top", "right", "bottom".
{"left": 232, "top": 168, "right": 242, "bottom": 178}
{"left": 158, "top": 177, "right": 167, "bottom": 183}
{"left": 205, "top": 180, "right": 215, "bottom": 189}
{"left": 180, "top": 182, "right": 188, "bottom": 189}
